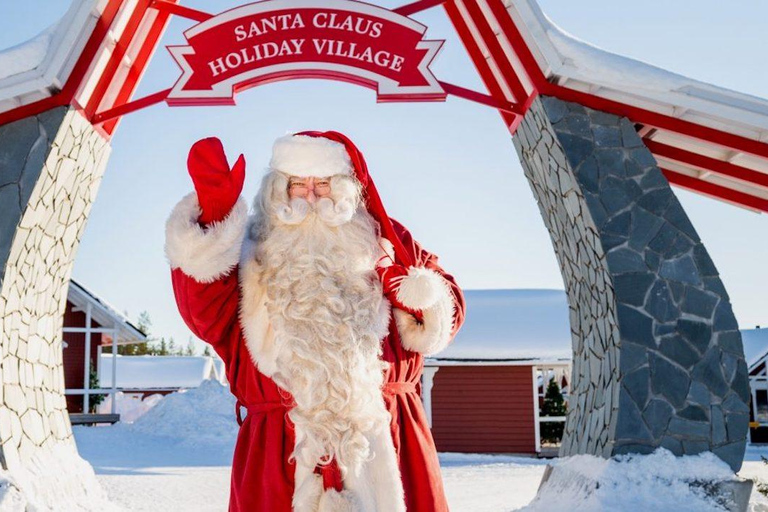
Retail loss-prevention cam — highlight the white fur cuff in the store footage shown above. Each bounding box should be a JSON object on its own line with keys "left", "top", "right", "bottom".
{"left": 394, "top": 267, "right": 456, "bottom": 356}
{"left": 395, "top": 266, "right": 449, "bottom": 311}
{"left": 164, "top": 192, "right": 248, "bottom": 283}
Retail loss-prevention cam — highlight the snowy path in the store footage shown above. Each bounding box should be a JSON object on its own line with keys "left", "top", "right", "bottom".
{"left": 74, "top": 425, "right": 234, "bottom": 512}
{"left": 73, "top": 424, "right": 768, "bottom": 511}
{"left": 441, "top": 453, "right": 547, "bottom": 511}
{"left": 73, "top": 425, "right": 547, "bottom": 511}
{"left": 70, "top": 383, "right": 768, "bottom": 511}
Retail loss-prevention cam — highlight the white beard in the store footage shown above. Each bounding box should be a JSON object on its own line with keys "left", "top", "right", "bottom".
{"left": 254, "top": 197, "right": 391, "bottom": 477}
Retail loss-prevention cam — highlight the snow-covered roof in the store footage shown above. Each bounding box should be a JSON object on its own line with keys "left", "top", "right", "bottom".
{"left": 743, "top": 328, "right": 768, "bottom": 371}
{"left": 495, "top": 0, "right": 768, "bottom": 213}
{"left": 508, "top": 0, "right": 768, "bottom": 139}
{"left": 98, "top": 354, "right": 226, "bottom": 389}
{"left": 430, "top": 289, "right": 764, "bottom": 365}
{"left": 67, "top": 279, "right": 146, "bottom": 345}
{"left": 0, "top": 1, "right": 175, "bottom": 138}
{"left": 428, "top": 289, "right": 572, "bottom": 363}
{"left": 0, "top": 1, "right": 101, "bottom": 113}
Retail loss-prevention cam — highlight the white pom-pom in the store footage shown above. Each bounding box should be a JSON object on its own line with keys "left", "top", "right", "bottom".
{"left": 394, "top": 267, "right": 448, "bottom": 311}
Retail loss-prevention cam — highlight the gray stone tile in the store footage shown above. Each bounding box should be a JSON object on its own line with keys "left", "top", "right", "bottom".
{"left": 646, "top": 280, "right": 677, "bottom": 323}
{"left": 650, "top": 353, "right": 691, "bottom": 408}
{"left": 692, "top": 347, "right": 730, "bottom": 398}
{"left": 642, "top": 399, "right": 673, "bottom": 439}
{"left": 613, "top": 272, "right": 655, "bottom": 306}
{"left": 659, "top": 255, "right": 702, "bottom": 286}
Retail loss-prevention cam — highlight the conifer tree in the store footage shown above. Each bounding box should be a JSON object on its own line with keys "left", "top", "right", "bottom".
{"left": 541, "top": 378, "right": 567, "bottom": 444}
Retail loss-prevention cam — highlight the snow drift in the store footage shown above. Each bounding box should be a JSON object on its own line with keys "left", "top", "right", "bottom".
{"left": 98, "top": 392, "right": 165, "bottom": 424}
{"left": 129, "top": 379, "right": 238, "bottom": 447}
{"left": 521, "top": 448, "right": 748, "bottom": 512}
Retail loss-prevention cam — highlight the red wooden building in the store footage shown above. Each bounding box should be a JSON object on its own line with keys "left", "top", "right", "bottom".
{"left": 62, "top": 279, "right": 146, "bottom": 414}
{"left": 424, "top": 289, "right": 571, "bottom": 456}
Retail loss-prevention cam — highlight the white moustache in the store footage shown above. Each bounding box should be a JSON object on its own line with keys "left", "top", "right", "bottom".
{"left": 274, "top": 196, "right": 356, "bottom": 227}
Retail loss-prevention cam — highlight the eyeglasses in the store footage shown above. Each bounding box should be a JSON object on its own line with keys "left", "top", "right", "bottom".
{"left": 288, "top": 177, "right": 332, "bottom": 198}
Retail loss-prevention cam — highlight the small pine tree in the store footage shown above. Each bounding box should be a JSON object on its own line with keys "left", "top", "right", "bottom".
{"left": 185, "top": 339, "right": 196, "bottom": 356}
{"left": 132, "top": 341, "right": 151, "bottom": 356}
{"left": 168, "top": 337, "right": 178, "bottom": 356}
{"left": 540, "top": 378, "right": 567, "bottom": 444}
{"left": 136, "top": 311, "right": 152, "bottom": 336}
{"left": 202, "top": 345, "right": 212, "bottom": 357}
{"left": 88, "top": 365, "right": 105, "bottom": 413}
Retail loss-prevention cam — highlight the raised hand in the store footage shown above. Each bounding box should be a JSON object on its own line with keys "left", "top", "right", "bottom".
{"left": 187, "top": 137, "right": 245, "bottom": 225}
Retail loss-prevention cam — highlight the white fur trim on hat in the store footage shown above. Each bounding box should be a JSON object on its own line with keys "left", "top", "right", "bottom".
{"left": 270, "top": 134, "right": 353, "bottom": 178}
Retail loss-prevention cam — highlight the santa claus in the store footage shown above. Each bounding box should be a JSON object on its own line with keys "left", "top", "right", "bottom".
{"left": 164, "top": 131, "right": 465, "bottom": 511}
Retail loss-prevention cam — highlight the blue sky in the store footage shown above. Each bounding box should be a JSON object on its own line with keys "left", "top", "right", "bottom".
{"left": 2, "top": 1, "right": 766, "bottom": 351}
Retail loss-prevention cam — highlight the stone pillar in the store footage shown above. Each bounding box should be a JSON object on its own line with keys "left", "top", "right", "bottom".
{"left": 513, "top": 96, "right": 750, "bottom": 472}
{"left": 0, "top": 107, "right": 111, "bottom": 506}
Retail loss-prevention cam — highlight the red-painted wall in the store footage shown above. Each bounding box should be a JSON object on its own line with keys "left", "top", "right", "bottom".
{"left": 62, "top": 301, "right": 102, "bottom": 413}
{"left": 431, "top": 365, "right": 536, "bottom": 454}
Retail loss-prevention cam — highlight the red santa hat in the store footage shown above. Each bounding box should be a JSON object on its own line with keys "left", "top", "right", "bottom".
{"left": 275, "top": 130, "right": 414, "bottom": 268}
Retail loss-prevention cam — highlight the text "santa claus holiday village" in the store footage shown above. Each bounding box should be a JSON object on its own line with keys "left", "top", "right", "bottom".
{"left": 207, "top": 12, "right": 407, "bottom": 77}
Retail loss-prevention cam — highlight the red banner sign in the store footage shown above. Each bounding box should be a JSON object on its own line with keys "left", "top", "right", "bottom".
{"left": 166, "top": 0, "right": 446, "bottom": 105}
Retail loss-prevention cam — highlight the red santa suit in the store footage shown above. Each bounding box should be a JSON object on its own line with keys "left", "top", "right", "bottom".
{"left": 164, "top": 131, "right": 465, "bottom": 511}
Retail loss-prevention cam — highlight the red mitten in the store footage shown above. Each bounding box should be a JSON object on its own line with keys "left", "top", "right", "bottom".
{"left": 376, "top": 264, "right": 422, "bottom": 319}
{"left": 187, "top": 137, "right": 245, "bottom": 225}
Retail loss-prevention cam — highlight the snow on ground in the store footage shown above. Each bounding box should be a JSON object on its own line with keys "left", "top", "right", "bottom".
{"left": 72, "top": 421, "right": 232, "bottom": 512}
{"left": 72, "top": 381, "right": 768, "bottom": 511}
{"left": 74, "top": 380, "right": 549, "bottom": 511}
{"left": 522, "top": 448, "right": 741, "bottom": 512}
{"left": 439, "top": 453, "right": 547, "bottom": 511}
{"left": 0, "top": 441, "right": 118, "bottom": 512}
{"left": 736, "top": 445, "right": 768, "bottom": 511}
{"left": 128, "top": 379, "right": 237, "bottom": 445}
{"left": 74, "top": 381, "right": 236, "bottom": 512}
{"left": 75, "top": 419, "right": 547, "bottom": 512}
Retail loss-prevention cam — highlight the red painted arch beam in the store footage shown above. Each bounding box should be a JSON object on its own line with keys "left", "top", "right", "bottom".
{"left": 92, "top": 87, "right": 171, "bottom": 124}
{"left": 443, "top": 0, "right": 517, "bottom": 128}
{"left": 439, "top": 80, "right": 522, "bottom": 115}
{"left": 461, "top": 0, "right": 529, "bottom": 104}
{"left": 99, "top": 0, "right": 182, "bottom": 135}
{"left": 84, "top": 0, "right": 155, "bottom": 118}
{"left": 150, "top": 0, "right": 213, "bottom": 22}
{"left": 394, "top": 0, "right": 448, "bottom": 16}
{"left": 661, "top": 167, "right": 768, "bottom": 213}
{"left": 646, "top": 139, "right": 768, "bottom": 190}
{"left": 485, "top": 0, "right": 548, "bottom": 89}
